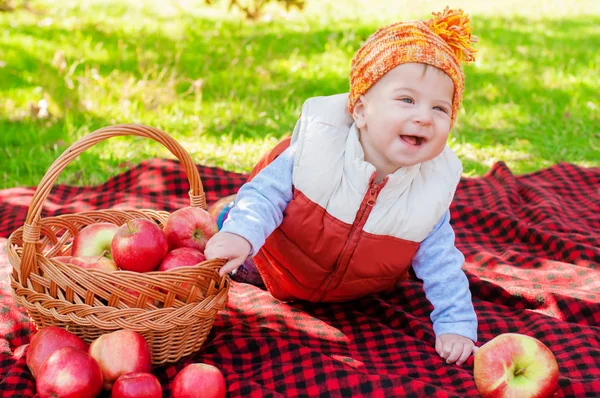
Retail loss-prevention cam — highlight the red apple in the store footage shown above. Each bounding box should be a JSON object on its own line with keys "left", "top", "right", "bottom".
{"left": 474, "top": 333, "right": 559, "bottom": 398}
{"left": 36, "top": 346, "right": 103, "bottom": 398}
{"left": 89, "top": 329, "right": 152, "bottom": 390}
{"left": 26, "top": 326, "right": 89, "bottom": 379}
{"left": 163, "top": 207, "right": 218, "bottom": 252}
{"left": 171, "top": 363, "right": 226, "bottom": 398}
{"left": 111, "top": 218, "right": 168, "bottom": 272}
{"left": 158, "top": 247, "right": 206, "bottom": 300}
{"left": 53, "top": 255, "right": 118, "bottom": 271}
{"left": 112, "top": 372, "right": 162, "bottom": 398}
{"left": 71, "top": 222, "right": 119, "bottom": 258}
{"left": 158, "top": 247, "right": 206, "bottom": 272}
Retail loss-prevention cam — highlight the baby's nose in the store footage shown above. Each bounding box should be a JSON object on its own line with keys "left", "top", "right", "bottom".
{"left": 413, "top": 108, "right": 433, "bottom": 125}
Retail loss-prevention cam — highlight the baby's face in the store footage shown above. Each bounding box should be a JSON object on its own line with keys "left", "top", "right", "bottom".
{"left": 353, "top": 63, "right": 454, "bottom": 172}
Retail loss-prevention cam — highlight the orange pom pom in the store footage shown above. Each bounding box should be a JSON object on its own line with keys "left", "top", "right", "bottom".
{"left": 427, "top": 6, "right": 478, "bottom": 64}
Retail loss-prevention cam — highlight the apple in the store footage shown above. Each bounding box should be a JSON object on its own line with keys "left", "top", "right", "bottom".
{"left": 36, "top": 346, "right": 103, "bottom": 398}
{"left": 111, "top": 218, "right": 168, "bottom": 272}
{"left": 89, "top": 329, "right": 152, "bottom": 390}
{"left": 163, "top": 207, "right": 218, "bottom": 252}
{"left": 112, "top": 372, "right": 162, "bottom": 398}
{"left": 71, "top": 222, "right": 119, "bottom": 258}
{"left": 474, "top": 333, "right": 559, "bottom": 398}
{"left": 171, "top": 363, "right": 226, "bottom": 398}
{"left": 158, "top": 247, "right": 206, "bottom": 272}
{"left": 158, "top": 247, "right": 206, "bottom": 300}
{"left": 53, "top": 255, "right": 118, "bottom": 271}
{"left": 26, "top": 326, "right": 89, "bottom": 379}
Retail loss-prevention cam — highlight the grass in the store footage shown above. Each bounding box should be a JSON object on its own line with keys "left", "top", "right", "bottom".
{"left": 1, "top": 0, "right": 599, "bottom": 189}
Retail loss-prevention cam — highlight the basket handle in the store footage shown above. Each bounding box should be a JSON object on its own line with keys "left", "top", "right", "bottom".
{"left": 20, "top": 124, "right": 205, "bottom": 290}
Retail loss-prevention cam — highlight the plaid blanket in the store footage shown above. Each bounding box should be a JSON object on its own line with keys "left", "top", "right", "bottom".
{"left": 1, "top": 160, "right": 599, "bottom": 397}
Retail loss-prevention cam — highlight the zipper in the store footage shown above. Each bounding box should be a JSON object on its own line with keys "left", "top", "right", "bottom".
{"left": 312, "top": 174, "right": 386, "bottom": 301}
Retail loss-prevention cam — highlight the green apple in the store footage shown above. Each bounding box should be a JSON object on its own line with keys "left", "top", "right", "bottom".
{"left": 71, "top": 222, "right": 119, "bottom": 258}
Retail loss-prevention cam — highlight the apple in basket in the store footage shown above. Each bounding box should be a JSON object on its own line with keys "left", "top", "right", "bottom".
{"left": 112, "top": 372, "right": 163, "bottom": 398}
{"left": 111, "top": 218, "right": 169, "bottom": 272}
{"left": 26, "top": 326, "right": 89, "bottom": 379}
{"left": 158, "top": 247, "right": 206, "bottom": 300}
{"left": 163, "top": 207, "right": 218, "bottom": 252}
{"left": 474, "top": 333, "right": 559, "bottom": 398}
{"left": 171, "top": 363, "right": 226, "bottom": 398}
{"left": 36, "top": 346, "right": 103, "bottom": 398}
{"left": 71, "top": 222, "right": 119, "bottom": 258}
{"left": 158, "top": 247, "right": 206, "bottom": 272}
{"left": 89, "top": 329, "right": 152, "bottom": 390}
{"left": 53, "top": 255, "right": 118, "bottom": 271}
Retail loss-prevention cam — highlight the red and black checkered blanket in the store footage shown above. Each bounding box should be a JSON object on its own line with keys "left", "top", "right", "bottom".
{"left": 1, "top": 160, "right": 599, "bottom": 397}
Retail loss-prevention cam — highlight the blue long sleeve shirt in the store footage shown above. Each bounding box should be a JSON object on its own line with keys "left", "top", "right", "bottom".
{"left": 221, "top": 143, "right": 478, "bottom": 342}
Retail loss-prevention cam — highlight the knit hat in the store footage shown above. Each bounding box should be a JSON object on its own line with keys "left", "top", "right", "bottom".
{"left": 348, "top": 7, "right": 478, "bottom": 126}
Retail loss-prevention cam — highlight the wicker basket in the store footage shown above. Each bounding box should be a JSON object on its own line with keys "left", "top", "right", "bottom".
{"left": 7, "top": 124, "right": 230, "bottom": 365}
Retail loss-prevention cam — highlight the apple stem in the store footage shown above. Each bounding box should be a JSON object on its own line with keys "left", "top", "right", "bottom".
{"left": 127, "top": 221, "right": 134, "bottom": 234}
{"left": 97, "top": 250, "right": 110, "bottom": 261}
{"left": 514, "top": 368, "right": 526, "bottom": 376}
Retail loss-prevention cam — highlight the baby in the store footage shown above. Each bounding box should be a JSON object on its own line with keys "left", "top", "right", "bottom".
{"left": 206, "top": 7, "right": 479, "bottom": 365}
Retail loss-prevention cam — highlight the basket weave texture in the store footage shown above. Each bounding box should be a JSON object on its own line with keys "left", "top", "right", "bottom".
{"left": 7, "top": 124, "right": 230, "bottom": 365}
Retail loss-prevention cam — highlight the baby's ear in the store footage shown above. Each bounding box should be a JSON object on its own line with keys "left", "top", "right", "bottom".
{"left": 352, "top": 95, "right": 367, "bottom": 129}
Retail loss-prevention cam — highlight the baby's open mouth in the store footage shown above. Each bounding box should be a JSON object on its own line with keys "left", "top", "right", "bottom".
{"left": 400, "top": 135, "right": 424, "bottom": 146}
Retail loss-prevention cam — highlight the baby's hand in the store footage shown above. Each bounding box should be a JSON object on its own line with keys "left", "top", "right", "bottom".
{"left": 435, "top": 334, "right": 477, "bottom": 365}
{"left": 204, "top": 232, "right": 252, "bottom": 277}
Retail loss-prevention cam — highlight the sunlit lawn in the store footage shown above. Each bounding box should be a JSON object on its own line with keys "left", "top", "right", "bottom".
{"left": 1, "top": 0, "right": 599, "bottom": 188}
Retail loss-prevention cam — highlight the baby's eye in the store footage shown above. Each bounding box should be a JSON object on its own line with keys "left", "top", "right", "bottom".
{"left": 434, "top": 106, "right": 449, "bottom": 114}
{"left": 398, "top": 97, "right": 413, "bottom": 104}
